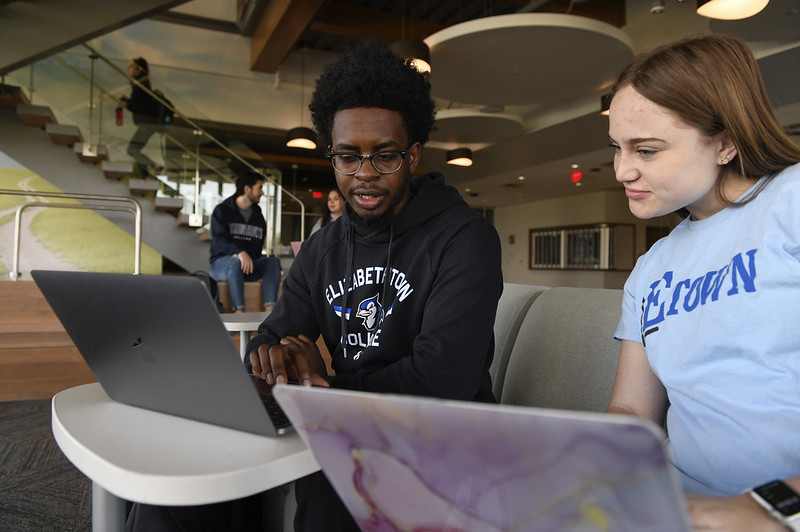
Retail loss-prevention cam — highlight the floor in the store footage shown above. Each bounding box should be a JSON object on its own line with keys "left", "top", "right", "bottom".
{"left": 0, "top": 398, "right": 91, "bottom": 531}
{"left": 0, "top": 398, "right": 299, "bottom": 532}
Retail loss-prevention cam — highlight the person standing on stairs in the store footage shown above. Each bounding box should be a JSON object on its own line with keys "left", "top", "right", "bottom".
{"left": 119, "top": 57, "right": 164, "bottom": 179}
{"left": 209, "top": 169, "right": 281, "bottom": 313}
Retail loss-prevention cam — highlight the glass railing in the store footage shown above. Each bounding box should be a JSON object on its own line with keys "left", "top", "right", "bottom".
{"left": 3, "top": 42, "right": 305, "bottom": 254}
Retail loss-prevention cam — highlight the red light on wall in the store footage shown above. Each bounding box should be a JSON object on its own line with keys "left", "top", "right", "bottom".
{"left": 571, "top": 171, "right": 582, "bottom": 183}
{"left": 312, "top": 191, "right": 323, "bottom": 199}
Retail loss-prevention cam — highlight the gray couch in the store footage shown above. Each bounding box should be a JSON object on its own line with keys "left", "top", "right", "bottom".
{"left": 490, "top": 283, "right": 624, "bottom": 413}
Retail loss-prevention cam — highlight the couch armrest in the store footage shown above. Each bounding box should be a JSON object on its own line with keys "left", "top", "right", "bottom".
{"left": 490, "top": 284, "right": 549, "bottom": 400}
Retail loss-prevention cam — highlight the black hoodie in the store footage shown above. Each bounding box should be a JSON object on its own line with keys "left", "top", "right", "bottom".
{"left": 248, "top": 172, "right": 503, "bottom": 402}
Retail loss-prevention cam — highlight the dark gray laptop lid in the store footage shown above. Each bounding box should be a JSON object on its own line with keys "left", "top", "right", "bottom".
{"left": 32, "top": 270, "right": 283, "bottom": 437}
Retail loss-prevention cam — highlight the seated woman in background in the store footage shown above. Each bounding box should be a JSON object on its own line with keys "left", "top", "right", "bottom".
{"left": 606, "top": 35, "right": 800, "bottom": 531}
{"left": 309, "top": 188, "right": 344, "bottom": 236}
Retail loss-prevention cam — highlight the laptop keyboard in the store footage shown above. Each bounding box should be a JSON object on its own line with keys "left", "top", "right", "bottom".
{"left": 250, "top": 375, "right": 292, "bottom": 430}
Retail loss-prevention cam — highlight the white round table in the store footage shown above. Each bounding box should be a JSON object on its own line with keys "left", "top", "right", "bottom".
{"left": 221, "top": 311, "right": 268, "bottom": 361}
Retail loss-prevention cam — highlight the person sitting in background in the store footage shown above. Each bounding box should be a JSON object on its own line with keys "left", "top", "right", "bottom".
{"left": 209, "top": 169, "right": 281, "bottom": 313}
{"left": 309, "top": 188, "right": 344, "bottom": 236}
{"left": 605, "top": 34, "right": 800, "bottom": 531}
{"left": 119, "top": 57, "right": 164, "bottom": 179}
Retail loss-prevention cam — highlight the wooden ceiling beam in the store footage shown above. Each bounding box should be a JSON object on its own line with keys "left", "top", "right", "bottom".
{"left": 310, "top": 1, "right": 445, "bottom": 42}
{"left": 250, "top": 0, "right": 327, "bottom": 73}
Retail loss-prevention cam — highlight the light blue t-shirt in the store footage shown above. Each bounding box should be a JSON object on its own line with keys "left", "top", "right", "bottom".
{"left": 615, "top": 163, "right": 800, "bottom": 496}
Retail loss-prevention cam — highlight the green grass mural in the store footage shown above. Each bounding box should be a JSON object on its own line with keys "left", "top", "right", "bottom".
{"left": 0, "top": 161, "right": 162, "bottom": 276}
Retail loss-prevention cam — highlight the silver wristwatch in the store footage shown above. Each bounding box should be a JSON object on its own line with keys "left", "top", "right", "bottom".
{"left": 749, "top": 480, "right": 800, "bottom": 531}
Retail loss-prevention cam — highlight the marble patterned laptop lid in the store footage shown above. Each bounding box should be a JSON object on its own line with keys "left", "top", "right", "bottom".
{"left": 274, "top": 385, "right": 691, "bottom": 532}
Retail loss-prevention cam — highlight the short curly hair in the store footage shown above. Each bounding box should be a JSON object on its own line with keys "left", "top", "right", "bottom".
{"left": 309, "top": 41, "right": 436, "bottom": 148}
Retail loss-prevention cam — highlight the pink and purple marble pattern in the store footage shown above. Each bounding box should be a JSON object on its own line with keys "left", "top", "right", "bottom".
{"left": 274, "top": 386, "right": 690, "bottom": 532}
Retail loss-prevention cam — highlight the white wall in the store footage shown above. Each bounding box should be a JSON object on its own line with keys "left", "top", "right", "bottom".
{"left": 494, "top": 189, "right": 672, "bottom": 289}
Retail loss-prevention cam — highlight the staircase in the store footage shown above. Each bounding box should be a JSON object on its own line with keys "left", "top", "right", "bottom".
{"left": 0, "top": 280, "right": 94, "bottom": 401}
{"left": 0, "top": 101, "right": 210, "bottom": 275}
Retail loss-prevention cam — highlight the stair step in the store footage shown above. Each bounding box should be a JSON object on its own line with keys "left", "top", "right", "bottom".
{"left": 16, "top": 103, "right": 56, "bottom": 128}
{"left": 0, "top": 296, "right": 54, "bottom": 312}
{"left": 0, "top": 345, "right": 82, "bottom": 363}
{"left": 74, "top": 142, "right": 108, "bottom": 163}
{"left": 0, "top": 84, "right": 29, "bottom": 110}
{"left": 155, "top": 196, "right": 184, "bottom": 215}
{"left": 0, "top": 374, "right": 97, "bottom": 402}
{"left": 128, "top": 177, "right": 160, "bottom": 195}
{"left": 178, "top": 213, "right": 209, "bottom": 227}
{"left": 0, "top": 308, "right": 61, "bottom": 325}
{"left": 0, "top": 346, "right": 85, "bottom": 380}
{"left": 0, "top": 330, "right": 73, "bottom": 349}
{"left": 45, "top": 122, "right": 83, "bottom": 146}
{"left": 0, "top": 280, "right": 46, "bottom": 298}
{"left": 102, "top": 160, "right": 134, "bottom": 180}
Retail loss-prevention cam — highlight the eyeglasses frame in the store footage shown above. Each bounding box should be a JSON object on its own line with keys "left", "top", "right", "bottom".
{"left": 324, "top": 145, "right": 416, "bottom": 175}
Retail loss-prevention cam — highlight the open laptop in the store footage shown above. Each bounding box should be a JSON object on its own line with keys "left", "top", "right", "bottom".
{"left": 290, "top": 241, "right": 302, "bottom": 256}
{"left": 274, "top": 386, "right": 692, "bottom": 532}
{"left": 32, "top": 270, "right": 292, "bottom": 437}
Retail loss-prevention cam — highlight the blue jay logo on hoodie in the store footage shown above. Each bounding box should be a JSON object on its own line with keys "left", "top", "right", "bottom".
{"left": 356, "top": 294, "right": 383, "bottom": 331}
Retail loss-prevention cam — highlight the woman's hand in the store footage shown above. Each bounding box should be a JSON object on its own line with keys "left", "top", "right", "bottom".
{"left": 686, "top": 493, "right": 784, "bottom": 531}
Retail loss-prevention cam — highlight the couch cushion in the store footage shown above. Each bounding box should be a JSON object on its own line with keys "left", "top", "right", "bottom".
{"left": 500, "top": 287, "right": 623, "bottom": 413}
{"left": 489, "top": 284, "right": 549, "bottom": 399}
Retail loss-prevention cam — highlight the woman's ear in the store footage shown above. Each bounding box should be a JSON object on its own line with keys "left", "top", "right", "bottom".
{"left": 718, "top": 132, "right": 738, "bottom": 165}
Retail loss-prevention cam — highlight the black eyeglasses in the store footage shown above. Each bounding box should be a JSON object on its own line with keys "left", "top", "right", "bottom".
{"left": 325, "top": 146, "right": 413, "bottom": 175}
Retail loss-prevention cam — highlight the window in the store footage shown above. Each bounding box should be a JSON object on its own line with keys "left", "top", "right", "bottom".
{"left": 529, "top": 224, "right": 634, "bottom": 270}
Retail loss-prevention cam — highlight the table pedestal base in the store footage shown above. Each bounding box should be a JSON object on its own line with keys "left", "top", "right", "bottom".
{"left": 93, "top": 482, "right": 126, "bottom": 532}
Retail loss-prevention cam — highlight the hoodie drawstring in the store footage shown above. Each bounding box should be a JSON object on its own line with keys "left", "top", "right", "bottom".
{"left": 339, "top": 224, "right": 395, "bottom": 360}
{"left": 340, "top": 225, "right": 354, "bottom": 359}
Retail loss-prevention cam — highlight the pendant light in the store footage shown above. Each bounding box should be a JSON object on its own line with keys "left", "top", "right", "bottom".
{"left": 390, "top": 1, "right": 431, "bottom": 74}
{"left": 286, "top": 49, "right": 317, "bottom": 150}
{"left": 391, "top": 39, "right": 432, "bottom": 74}
{"left": 446, "top": 148, "right": 473, "bottom": 167}
{"left": 696, "top": 0, "right": 769, "bottom": 20}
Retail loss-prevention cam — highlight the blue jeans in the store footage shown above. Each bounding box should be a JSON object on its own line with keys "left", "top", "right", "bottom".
{"left": 209, "top": 255, "right": 281, "bottom": 311}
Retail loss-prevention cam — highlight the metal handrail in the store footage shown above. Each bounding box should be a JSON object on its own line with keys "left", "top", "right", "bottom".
{"left": 80, "top": 43, "right": 307, "bottom": 244}
{"left": 1, "top": 190, "right": 142, "bottom": 280}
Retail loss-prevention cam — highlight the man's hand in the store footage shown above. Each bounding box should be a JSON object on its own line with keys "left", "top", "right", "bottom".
{"left": 250, "top": 334, "right": 329, "bottom": 388}
{"left": 686, "top": 493, "right": 785, "bottom": 531}
{"left": 237, "top": 251, "right": 254, "bottom": 275}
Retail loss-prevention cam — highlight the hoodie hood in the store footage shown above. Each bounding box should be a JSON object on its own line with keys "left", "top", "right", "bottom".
{"left": 340, "top": 172, "right": 466, "bottom": 241}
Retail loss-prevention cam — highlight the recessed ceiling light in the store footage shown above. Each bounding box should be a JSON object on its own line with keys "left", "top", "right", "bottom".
{"left": 517, "top": 175, "right": 525, "bottom": 181}
{"left": 571, "top": 163, "right": 579, "bottom": 169}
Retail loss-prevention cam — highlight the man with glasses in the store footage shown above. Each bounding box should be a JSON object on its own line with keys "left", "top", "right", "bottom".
{"left": 248, "top": 41, "right": 503, "bottom": 531}
{"left": 127, "top": 40, "right": 503, "bottom": 532}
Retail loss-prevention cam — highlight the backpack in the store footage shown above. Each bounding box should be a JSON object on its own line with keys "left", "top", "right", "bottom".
{"left": 153, "top": 89, "right": 174, "bottom": 128}
{"left": 190, "top": 271, "right": 224, "bottom": 313}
